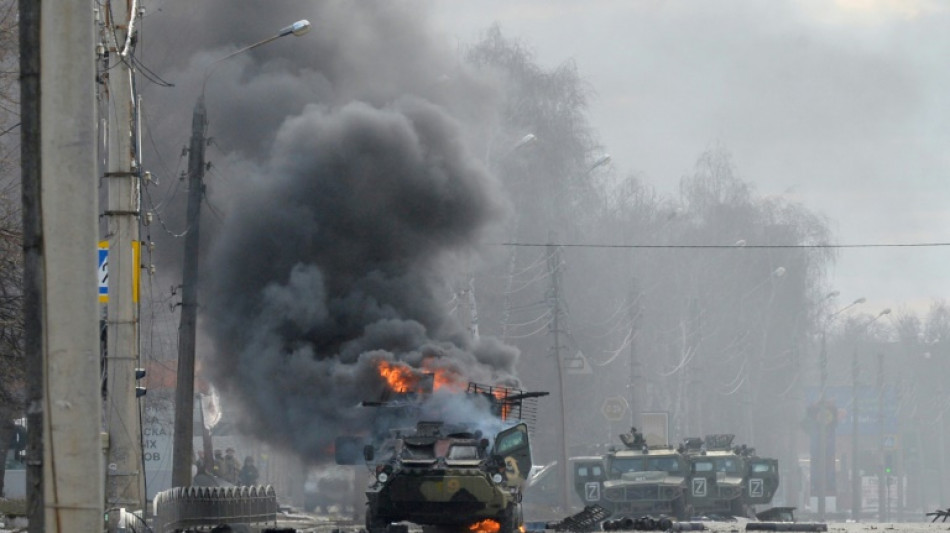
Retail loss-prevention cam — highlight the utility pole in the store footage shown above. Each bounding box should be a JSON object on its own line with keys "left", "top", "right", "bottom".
{"left": 172, "top": 96, "right": 207, "bottom": 487}
{"left": 627, "top": 282, "right": 641, "bottom": 430}
{"left": 817, "top": 331, "right": 828, "bottom": 520}
{"left": 21, "top": 0, "right": 104, "bottom": 530}
{"left": 877, "top": 352, "right": 885, "bottom": 522}
{"left": 18, "top": 2, "right": 42, "bottom": 528}
{"left": 547, "top": 241, "right": 570, "bottom": 511}
{"left": 170, "top": 19, "right": 311, "bottom": 488}
{"left": 851, "top": 345, "right": 861, "bottom": 521}
{"left": 816, "top": 294, "right": 860, "bottom": 521}
{"left": 851, "top": 309, "right": 890, "bottom": 521}
{"left": 102, "top": 0, "right": 145, "bottom": 520}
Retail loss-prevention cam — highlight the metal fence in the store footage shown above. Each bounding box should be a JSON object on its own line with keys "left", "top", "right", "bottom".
{"left": 153, "top": 485, "right": 278, "bottom": 532}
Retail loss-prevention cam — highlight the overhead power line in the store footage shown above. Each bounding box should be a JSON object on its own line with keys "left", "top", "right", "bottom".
{"left": 496, "top": 241, "right": 950, "bottom": 249}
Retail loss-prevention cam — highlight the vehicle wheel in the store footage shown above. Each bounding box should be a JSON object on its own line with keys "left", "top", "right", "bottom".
{"left": 365, "top": 502, "right": 389, "bottom": 533}
{"left": 672, "top": 497, "right": 690, "bottom": 521}
{"left": 729, "top": 499, "right": 748, "bottom": 518}
{"left": 499, "top": 503, "right": 522, "bottom": 533}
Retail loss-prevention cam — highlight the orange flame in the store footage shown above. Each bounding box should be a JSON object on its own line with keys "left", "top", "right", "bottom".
{"left": 377, "top": 359, "right": 470, "bottom": 396}
{"left": 422, "top": 358, "right": 466, "bottom": 392}
{"left": 468, "top": 519, "right": 501, "bottom": 533}
{"left": 378, "top": 361, "right": 418, "bottom": 393}
{"left": 493, "top": 388, "right": 511, "bottom": 420}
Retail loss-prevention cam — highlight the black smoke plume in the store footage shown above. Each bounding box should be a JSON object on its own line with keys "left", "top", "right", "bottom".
{"left": 203, "top": 97, "right": 518, "bottom": 460}
{"left": 141, "top": 1, "right": 521, "bottom": 461}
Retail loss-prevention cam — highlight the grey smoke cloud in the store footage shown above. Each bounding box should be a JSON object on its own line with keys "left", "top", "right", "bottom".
{"left": 203, "top": 97, "right": 517, "bottom": 460}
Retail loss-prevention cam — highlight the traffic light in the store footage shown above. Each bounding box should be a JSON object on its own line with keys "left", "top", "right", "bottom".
{"left": 884, "top": 451, "right": 894, "bottom": 474}
{"left": 135, "top": 367, "right": 146, "bottom": 398}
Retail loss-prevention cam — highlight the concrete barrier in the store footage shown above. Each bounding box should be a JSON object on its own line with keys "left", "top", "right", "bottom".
{"left": 153, "top": 484, "right": 278, "bottom": 532}
{"left": 2, "top": 468, "right": 25, "bottom": 499}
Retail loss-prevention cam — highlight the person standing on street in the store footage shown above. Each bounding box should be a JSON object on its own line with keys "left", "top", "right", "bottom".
{"left": 239, "top": 456, "right": 259, "bottom": 486}
{"left": 224, "top": 448, "right": 241, "bottom": 483}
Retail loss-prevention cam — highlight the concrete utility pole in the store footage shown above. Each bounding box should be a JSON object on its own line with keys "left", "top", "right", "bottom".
{"left": 102, "top": 0, "right": 145, "bottom": 520}
{"left": 18, "top": 2, "right": 42, "bottom": 528}
{"left": 851, "top": 345, "right": 861, "bottom": 521}
{"left": 816, "top": 294, "right": 861, "bottom": 521}
{"left": 817, "top": 331, "right": 830, "bottom": 519}
{"left": 627, "top": 282, "right": 641, "bottom": 430}
{"left": 850, "top": 308, "right": 890, "bottom": 521}
{"left": 20, "top": 0, "right": 105, "bottom": 530}
{"left": 171, "top": 20, "right": 313, "bottom": 488}
{"left": 171, "top": 91, "right": 207, "bottom": 488}
{"left": 876, "top": 352, "right": 885, "bottom": 522}
{"left": 546, "top": 241, "right": 570, "bottom": 512}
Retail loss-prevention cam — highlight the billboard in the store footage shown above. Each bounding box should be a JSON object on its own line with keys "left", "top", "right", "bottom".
{"left": 640, "top": 412, "right": 669, "bottom": 447}
{"left": 804, "top": 386, "right": 897, "bottom": 436}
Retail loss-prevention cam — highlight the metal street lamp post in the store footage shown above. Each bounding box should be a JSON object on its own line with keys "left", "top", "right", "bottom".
{"left": 816, "top": 295, "right": 864, "bottom": 520}
{"left": 171, "top": 20, "right": 311, "bottom": 488}
{"left": 850, "top": 308, "right": 890, "bottom": 521}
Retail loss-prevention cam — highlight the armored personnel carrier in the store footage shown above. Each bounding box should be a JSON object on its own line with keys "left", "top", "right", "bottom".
{"left": 682, "top": 434, "right": 779, "bottom": 518}
{"left": 363, "top": 420, "right": 531, "bottom": 533}
{"left": 572, "top": 428, "right": 691, "bottom": 520}
{"left": 355, "top": 382, "right": 546, "bottom": 533}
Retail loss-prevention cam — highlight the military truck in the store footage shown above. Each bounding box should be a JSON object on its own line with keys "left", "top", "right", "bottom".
{"left": 572, "top": 429, "right": 691, "bottom": 520}
{"left": 742, "top": 452, "right": 779, "bottom": 511}
{"left": 682, "top": 434, "right": 779, "bottom": 518}
{"left": 572, "top": 430, "right": 779, "bottom": 522}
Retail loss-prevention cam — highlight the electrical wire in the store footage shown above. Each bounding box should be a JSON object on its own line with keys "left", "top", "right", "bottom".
{"left": 591, "top": 327, "right": 637, "bottom": 367}
{"left": 142, "top": 183, "right": 189, "bottom": 238}
{"left": 497, "top": 241, "right": 950, "bottom": 249}
{"left": 504, "top": 315, "right": 555, "bottom": 339}
{"left": 0, "top": 121, "right": 18, "bottom": 138}
{"left": 657, "top": 344, "right": 697, "bottom": 378}
{"left": 129, "top": 53, "right": 175, "bottom": 88}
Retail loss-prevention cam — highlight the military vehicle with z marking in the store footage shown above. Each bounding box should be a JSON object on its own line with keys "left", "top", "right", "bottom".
{"left": 573, "top": 429, "right": 779, "bottom": 521}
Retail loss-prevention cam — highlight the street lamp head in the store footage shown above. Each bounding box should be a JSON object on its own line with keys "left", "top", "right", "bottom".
{"left": 853, "top": 297, "right": 867, "bottom": 305}
{"left": 201, "top": 19, "right": 312, "bottom": 99}
{"left": 772, "top": 266, "right": 786, "bottom": 278}
{"left": 513, "top": 133, "right": 537, "bottom": 150}
{"left": 825, "top": 290, "right": 840, "bottom": 300}
{"left": 879, "top": 308, "right": 892, "bottom": 316}
{"left": 280, "top": 19, "right": 312, "bottom": 37}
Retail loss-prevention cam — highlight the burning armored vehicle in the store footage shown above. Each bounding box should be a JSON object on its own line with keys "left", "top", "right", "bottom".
{"left": 364, "top": 419, "right": 531, "bottom": 533}
{"left": 340, "top": 376, "right": 546, "bottom": 533}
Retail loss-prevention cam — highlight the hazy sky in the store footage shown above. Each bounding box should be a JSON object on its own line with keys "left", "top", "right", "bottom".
{"left": 428, "top": 0, "right": 950, "bottom": 319}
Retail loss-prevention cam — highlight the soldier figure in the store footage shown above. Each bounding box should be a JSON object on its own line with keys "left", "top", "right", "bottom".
{"left": 239, "top": 456, "right": 259, "bottom": 486}
{"left": 213, "top": 449, "right": 224, "bottom": 478}
{"left": 224, "top": 448, "right": 241, "bottom": 483}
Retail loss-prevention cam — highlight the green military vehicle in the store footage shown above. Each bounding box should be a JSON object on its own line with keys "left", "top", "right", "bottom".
{"left": 572, "top": 430, "right": 779, "bottom": 522}
{"left": 353, "top": 382, "right": 546, "bottom": 533}
{"left": 572, "top": 429, "right": 691, "bottom": 520}
{"left": 682, "top": 434, "right": 779, "bottom": 519}
{"left": 743, "top": 451, "right": 780, "bottom": 512}
{"left": 363, "top": 420, "right": 532, "bottom": 533}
